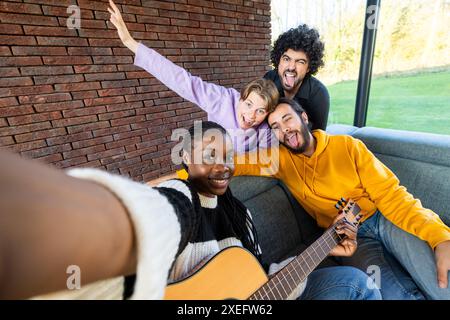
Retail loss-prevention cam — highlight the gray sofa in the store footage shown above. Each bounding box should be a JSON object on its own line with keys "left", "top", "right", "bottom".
{"left": 229, "top": 124, "right": 450, "bottom": 267}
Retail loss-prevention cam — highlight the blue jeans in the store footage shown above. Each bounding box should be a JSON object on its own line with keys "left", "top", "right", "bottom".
{"left": 299, "top": 266, "right": 381, "bottom": 300}
{"left": 339, "top": 211, "right": 450, "bottom": 300}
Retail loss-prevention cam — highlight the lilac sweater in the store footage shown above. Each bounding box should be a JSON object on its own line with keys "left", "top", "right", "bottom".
{"left": 134, "top": 43, "right": 272, "bottom": 153}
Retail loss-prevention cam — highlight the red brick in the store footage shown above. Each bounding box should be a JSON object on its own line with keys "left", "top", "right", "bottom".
{"left": 187, "top": 0, "right": 214, "bottom": 8}
{"left": 85, "top": 72, "right": 126, "bottom": 82}
{"left": 47, "top": 6, "right": 94, "bottom": 19}
{"left": 68, "top": 47, "right": 113, "bottom": 56}
{"left": 105, "top": 137, "right": 141, "bottom": 150}
{"left": 15, "top": 128, "right": 67, "bottom": 143}
{"left": 0, "top": 85, "right": 53, "bottom": 98}
{"left": 92, "top": 56, "right": 133, "bottom": 64}
{"left": 62, "top": 105, "right": 107, "bottom": 118}
{"left": 0, "top": 24, "right": 23, "bottom": 35}
{"left": 67, "top": 121, "right": 110, "bottom": 134}
{"left": 74, "top": 64, "right": 117, "bottom": 73}
{"left": 98, "top": 87, "right": 136, "bottom": 97}
{"left": 88, "top": 38, "right": 123, "bottom": 47}
{"left": 72, "top": 136, "right": 114, "bottom": 150}
{"left": 112, "top": 129, "right": 148, "bottom": 141}
{"left": 0, "top": 2, "right": 42, "bottom": 14}
{"left": 106, "top": 156, "right": 141, "bottom": 171}
{"left": 34, "top": 74, "right": 85, "bottom": 85}
{"left": 56, "top": 156, "right": 88, "bottom": 169}
{"left": 36, "top": 153, "right": 63, "bottom": 164}
{"left": 8, "top": 111, "right": 62, "bottom": 126}
{"left": 21, "top": 66, "right": 73, "bottom": 76}
{"left": 132, "top": 30, "right": 159, "bottom": 41}
{"left": 87, "top": 146, "right": 125, "bottom": 161}
{"left": 55, "top": 82, "right": 101, "bottom": 92}
{"left": 0, "top": 12, "right": 58, "bottom": 26}
{"left": 124, "top": 92, "right": 158, "bottom": 103}
{"left": 93, "top": 124, "right": 130, "bottom": 138}
{"left": 19, "top": 93, "right": 71, "bottom": 104}
{"left": 12, "top": 46, "right": 67, "bottom": 56}
{"left": 110, "top": 115, "right": 146, "bottom": 127}
{"left": 0, "top": 105, "right": 34, "bottom": 117}
{"left": 0, "top": 67, "right": 20, "bottom": 77}
{"left": 63, "top": 144, "right": 106, "bottom": 160}
{"left": 101, "top": 79, "right": 139, "bottom": 89}
{"left": 0, "top": 35, "right": 36, "bottom": 46}
{"left": 52, "top": 115, "right": 98, "bottom": 128}
{"left": 0, "top": 46, "right": 11, "bottom": 56}
{"left": 98, "top": 110, "right": 136, "bottom": 121}
{"left": 77, "top": 29, "right": 118, "bottom": 39}
{"left": 47, "top": 131, "right": 93, "bottom": 146}
{"left": 72, "top": 90, "right": 98, "bottom": 100}
{"left": 34, "top": 100, "right": 84, "bottom": 112}
{"left": 36, "top": 36, "right": 88, "bottom": 46}
{"left": 71, "top": 159, "right": 103, "bottom": 169}
{"left": 77, "top": 19, "right": 107, "bottom": 29}
{"left": 106, "top": 101, "right": 143, "bottom": 112}
{"left": 43, "top": 56, "right": 92, "bottom": 65}
{"left": 136, "top": 14, "right": 170, "bottom": 24}
{"left": 0, "top": 97, "right": 18, "bottom": 108}
{"left": 23, "top": 25, "right": 77, "bottom": 37}
{"left": 84, "top": 96, "right": 125, "bottom": 107}
{"left": 0, "top": 136, "right": 14, "bottom": 146}
{"left": 0, "top": 121, "right": 52, "bottom": 137}
{"left": 10, "top": 140, "right": 47, "bottom": 153}
{"left": 0, "top": 76, "right": 32, "bottom": 87}
{"left": 141, "top": 0, "right": 175, "bottom": 10}
{"left": 22, "top": 144, "right": 72, "bottom": 159}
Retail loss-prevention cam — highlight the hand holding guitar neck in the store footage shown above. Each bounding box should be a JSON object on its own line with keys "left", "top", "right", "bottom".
{"left": 329, "top": 198, "right": 362, "bottom": 257}
{"left": 108, "top": 0, "right": 139, "bottom": 53}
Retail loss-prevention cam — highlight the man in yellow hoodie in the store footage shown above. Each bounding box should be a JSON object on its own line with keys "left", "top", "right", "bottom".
{"left": 234, "top": 97, "right": 450, "bottom": 300}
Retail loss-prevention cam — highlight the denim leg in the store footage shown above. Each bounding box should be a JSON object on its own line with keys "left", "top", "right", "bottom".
{"left": 298, "top": 266, "right": 381, "bottom": 300}
{"left": 339, "top": 212, "right": 426, "bottom": 300}
{"left": 377, "top": 212, "right": 450, "bottom": 300}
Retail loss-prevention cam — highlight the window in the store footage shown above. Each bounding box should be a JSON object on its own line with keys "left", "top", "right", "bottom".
{"left": 271, "top": 0, "right": 367, "bottom": 126}
{"left": 367, "top": 0, "right": 450, "bottom": 135}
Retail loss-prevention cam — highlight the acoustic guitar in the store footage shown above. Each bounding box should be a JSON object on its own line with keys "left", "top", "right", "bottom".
{"left": 164, "top": 198, "right": 362, "bottom": 300}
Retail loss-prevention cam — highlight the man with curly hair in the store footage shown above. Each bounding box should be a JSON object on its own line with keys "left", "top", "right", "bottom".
{"left": 264, "top": 24, "right": 330, "bottom": 131}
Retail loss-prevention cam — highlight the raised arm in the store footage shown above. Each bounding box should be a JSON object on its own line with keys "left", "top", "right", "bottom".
{"left": 0, "top": 151, "right": 136, "bottom": 299}
{"left": 108, "top": 0, "right": 236, "bottom": 115}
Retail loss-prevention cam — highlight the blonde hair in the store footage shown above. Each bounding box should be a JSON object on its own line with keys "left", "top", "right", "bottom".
{"left": 240, "top": 78, "right": 279, "bottom": 112}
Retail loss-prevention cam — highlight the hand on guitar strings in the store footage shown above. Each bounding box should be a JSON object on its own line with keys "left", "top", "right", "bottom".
{"left": 329, "top": 212, "right": 358, "bottom": 257}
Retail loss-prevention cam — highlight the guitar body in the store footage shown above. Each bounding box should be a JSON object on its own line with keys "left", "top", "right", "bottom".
{"left": 164, "top": 246, "right": 268, "bottom": 300}
{"left": 165, "top": 199, "right": 361, "bottom": 300}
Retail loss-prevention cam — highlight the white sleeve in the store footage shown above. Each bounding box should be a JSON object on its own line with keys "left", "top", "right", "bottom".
{"left": 66, "top": 168, "right": 182, "bottom": 300}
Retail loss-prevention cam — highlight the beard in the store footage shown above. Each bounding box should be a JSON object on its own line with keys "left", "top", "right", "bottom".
{"left": 281, "top": 120, "right": 311, "bottom": 154}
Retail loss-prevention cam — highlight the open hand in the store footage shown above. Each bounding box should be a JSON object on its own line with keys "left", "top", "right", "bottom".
{"left": 329, "top": 212, "right": 358, "bottom": 257}
{"left": 108, "top": 0, "right": 138, "bottom": 53}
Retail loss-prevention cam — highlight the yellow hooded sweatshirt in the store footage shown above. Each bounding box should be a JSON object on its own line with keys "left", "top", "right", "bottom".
{"left": 233, "top": 130, "right": 450, "bottom": 249}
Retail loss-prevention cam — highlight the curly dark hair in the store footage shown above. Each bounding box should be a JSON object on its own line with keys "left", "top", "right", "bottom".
{"left": 271, "top": 24, "right": 325, "bottom": 76}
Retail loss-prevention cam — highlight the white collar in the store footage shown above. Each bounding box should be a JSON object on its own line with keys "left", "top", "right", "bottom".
{"left": 198, "top": 193, "right": 218, "bottom": 209}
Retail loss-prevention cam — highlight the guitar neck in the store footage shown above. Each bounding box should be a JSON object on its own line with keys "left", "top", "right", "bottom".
{"left": 249, "top": 225, "right": 342, "bottom": 300}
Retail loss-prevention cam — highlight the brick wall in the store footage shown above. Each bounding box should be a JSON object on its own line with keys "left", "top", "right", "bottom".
{"left": 0, "top": 0, "right": 271, "bottom": 182}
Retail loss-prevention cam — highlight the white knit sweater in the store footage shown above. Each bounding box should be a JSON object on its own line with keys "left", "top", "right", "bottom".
{"left": 32, "top": 170, "right": 306, "bottom": 300}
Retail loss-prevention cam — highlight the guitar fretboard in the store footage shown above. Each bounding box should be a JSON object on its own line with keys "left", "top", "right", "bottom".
{"left": 249, "top": 225, "right": 342, "bottom": 300}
